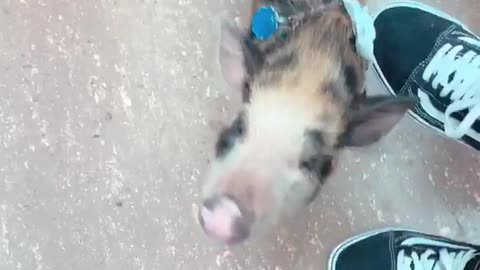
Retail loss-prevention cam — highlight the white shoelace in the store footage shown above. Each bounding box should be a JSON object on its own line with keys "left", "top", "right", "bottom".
{"left": 422, "top": 38, "right": 480, "bottom": 139}
{"left": 397, "top": 248, "right": 476, "bottom": 270}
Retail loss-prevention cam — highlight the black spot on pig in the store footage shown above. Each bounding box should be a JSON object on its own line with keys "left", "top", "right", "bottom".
{"left": 300, "top": 130, "right": 334, "bottom": 184}
{"left": 215, "top": 112, "right": 246, "bottom": 157}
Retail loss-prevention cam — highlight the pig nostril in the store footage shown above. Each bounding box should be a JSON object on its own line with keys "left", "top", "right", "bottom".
{"left": 202, "top": 198, "right": 217, "bottom": 211}
{"left": 202, "top": 196, "right": 242, "bottom": 216}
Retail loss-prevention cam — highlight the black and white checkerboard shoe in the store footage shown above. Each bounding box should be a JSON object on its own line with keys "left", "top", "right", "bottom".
{"left": 372, "top": 1, "right": 480, "bottom": 151}
{"left": 328, "top": 228, "right": 480, "bottom": 270}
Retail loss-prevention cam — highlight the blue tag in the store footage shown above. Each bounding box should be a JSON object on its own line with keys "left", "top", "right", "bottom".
{"left": 251, "top": 6, "right": 281, "bottom": 40}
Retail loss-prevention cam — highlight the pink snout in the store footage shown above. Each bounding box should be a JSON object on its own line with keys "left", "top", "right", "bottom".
{"left": 198, "top": 196, "right": 250, "bottom": 244}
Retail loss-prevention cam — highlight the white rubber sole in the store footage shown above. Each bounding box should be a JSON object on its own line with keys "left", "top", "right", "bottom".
{"left": 328, "top": 227, "right": 420, "bottom": 270}
{"left": 370, "top": 0, "right": 478, "bottom": 148}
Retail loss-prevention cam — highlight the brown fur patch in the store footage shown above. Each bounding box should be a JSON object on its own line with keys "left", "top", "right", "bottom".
{"left": 247, "top": 1, "right": 366, "bottom": 147}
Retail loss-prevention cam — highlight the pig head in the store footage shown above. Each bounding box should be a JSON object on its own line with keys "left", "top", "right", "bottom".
{"left": 198, "top": 0, "right": 417, "bottom": 245}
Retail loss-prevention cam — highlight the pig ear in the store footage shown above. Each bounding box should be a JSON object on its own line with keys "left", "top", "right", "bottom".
{"left": 343, "top": 96, "right": 418, "bottom": 146}
{"left": 219, "top": 21, "right": 260, "bottom": 91}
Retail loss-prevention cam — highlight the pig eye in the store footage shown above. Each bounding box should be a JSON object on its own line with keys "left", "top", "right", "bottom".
{"left": 232, "top": 114, "right": 245, "bottom": 136}
{"left": 319, "top": 158, "right": 333, "bottom": 177}
{"left": 215, "top": 114, "right": 246, "bottom": 157}
{"left": 300, "top": 155, "right": 333, "bottom": 179}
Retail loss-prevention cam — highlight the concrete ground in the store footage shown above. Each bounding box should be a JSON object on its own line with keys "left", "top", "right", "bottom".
{"left": 1, "top": 0, "right": 479, "bottom": 269}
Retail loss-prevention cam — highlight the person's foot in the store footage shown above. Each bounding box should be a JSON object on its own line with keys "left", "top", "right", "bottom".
{"left": 328, "top": 228, "right": 480, "bottom": 270}
{"left": 373, "top": 0, "right": 480, "bottom": 150}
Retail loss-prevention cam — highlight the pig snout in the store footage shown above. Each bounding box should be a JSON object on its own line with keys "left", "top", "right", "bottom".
{"left": 198, "top": 196, "right": 251, "bottom": 244}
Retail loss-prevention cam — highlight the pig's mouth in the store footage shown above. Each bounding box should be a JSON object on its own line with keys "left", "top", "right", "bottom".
{"left": 198, "top": 196, "right": 252, "bottom": 245}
